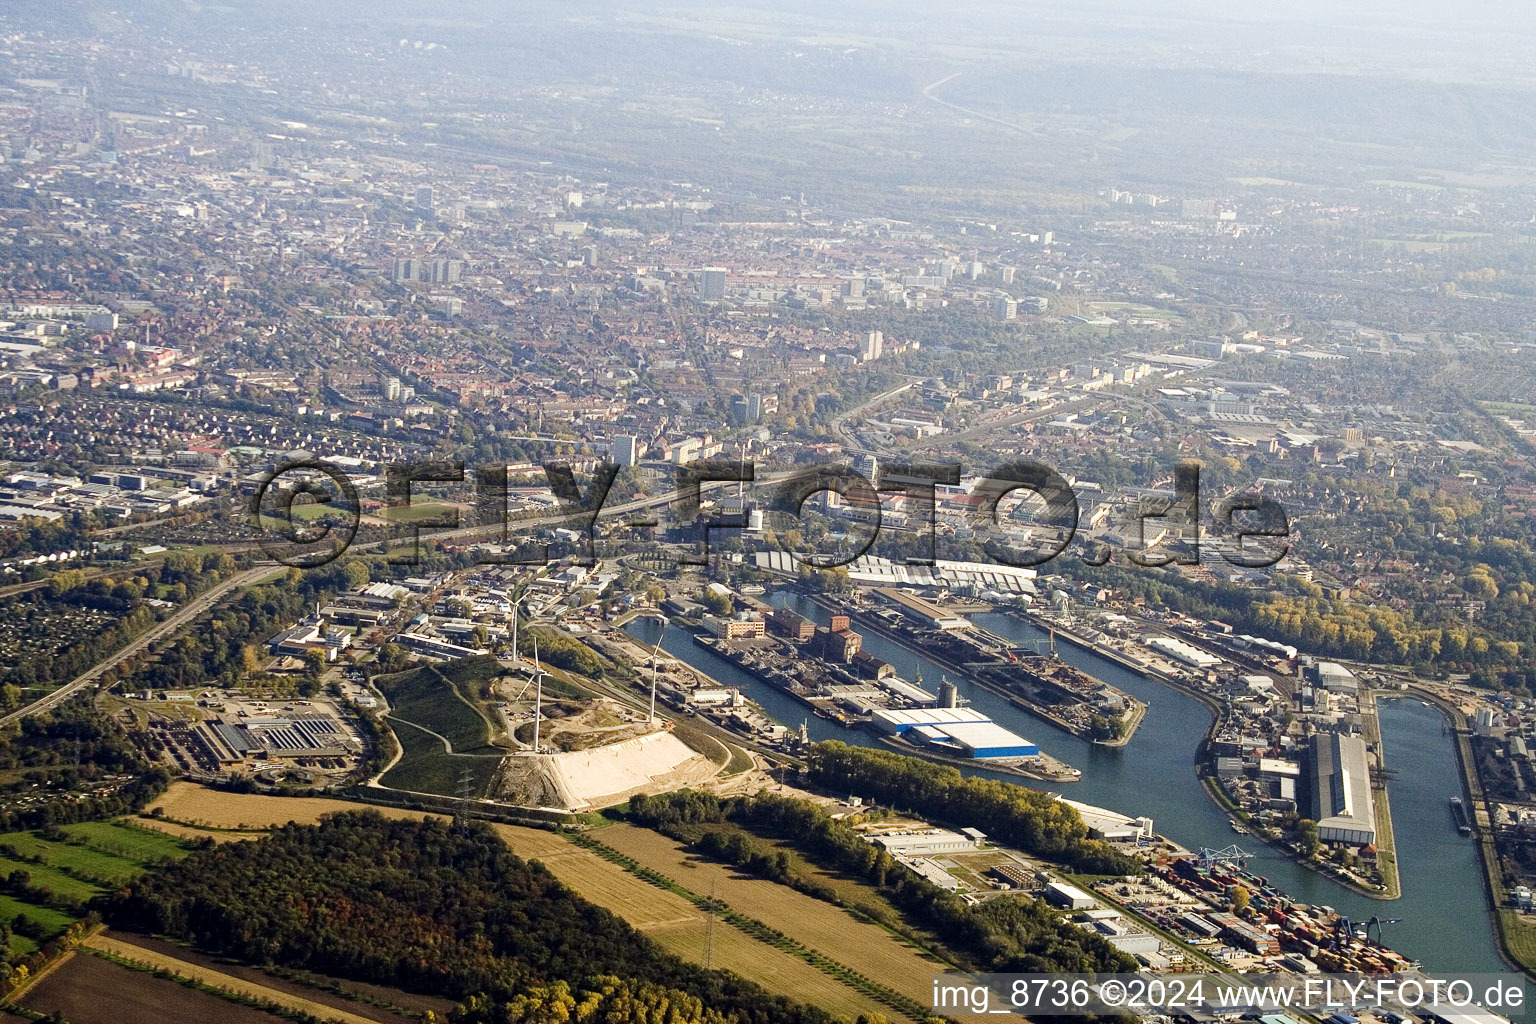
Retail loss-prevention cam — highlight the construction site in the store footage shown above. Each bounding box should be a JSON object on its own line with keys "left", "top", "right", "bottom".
{"left": 486, "top": 667, "right": 720, "bottom": 811}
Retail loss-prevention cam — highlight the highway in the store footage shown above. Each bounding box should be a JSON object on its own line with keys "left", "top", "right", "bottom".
{"left": 0, "top": 564, "right": 276, "bottom": 727}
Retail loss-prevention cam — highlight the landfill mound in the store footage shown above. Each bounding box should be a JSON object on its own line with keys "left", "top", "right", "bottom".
{"left": 542, "top": 730, "right": 716, "bottom": 810}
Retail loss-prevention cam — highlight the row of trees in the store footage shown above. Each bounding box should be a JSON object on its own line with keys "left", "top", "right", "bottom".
{"left": 805, "top": 742, "right": 1139, "bottom": 875}
{"left": 1080, "top": 562, "right": 1534, "bottom": 683}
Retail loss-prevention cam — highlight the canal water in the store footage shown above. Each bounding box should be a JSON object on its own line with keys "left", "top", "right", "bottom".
{"left": 626, "top": 592, "right": 1503, "bottom": 978}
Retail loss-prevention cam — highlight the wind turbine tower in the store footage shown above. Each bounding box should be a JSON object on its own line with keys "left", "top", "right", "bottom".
{"left": 532, "top": 638, "right": 544, "bottom": 753}
{"left": 650, "top": 627, "right": 664, "bottom": 725}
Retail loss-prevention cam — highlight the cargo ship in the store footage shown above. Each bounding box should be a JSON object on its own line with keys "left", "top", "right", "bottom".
{"left": 1450, "top": 796, "right": 1472, "bottom": 835}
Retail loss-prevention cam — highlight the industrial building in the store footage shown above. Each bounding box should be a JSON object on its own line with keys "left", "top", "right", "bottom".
{"left": 871, "top": 706, "right": 991, "bottom": 733}
{"left": 869, "top": 828, "right": 979, "bottom": 857}
{"left": 874, "top": 586, "right": 972, "bottom": 630}
{"left": 1310, "top": 732, "right": 1377, "bottom": 845}
{"left": 1311, "top": 660, "right": 1359, "bottom": 695}
{"left": 769, "top": 606, "right": 815, "bottom": 641}
{"left": 1058, "top": 797, "right": 1154, "bottom": 842}
{"left": 395, "top": 631, "right": 490, "bottom": 661}
{"left": 703, "top": 613, "right": 766, "bottom": 641}
{"left": 1147, "top": 635, "right": 1222, "bottom": 668}
{"left": 924, "top": 721, "right": 1038, "bottom": 758}
{"left": 1043, "top": 881, "right": 1095, "bottom": 910}
{"left": 192, "top": 713, "right": 355, "bottom": 764}
{"left": 870, "top": 706, "right": 1038, "bottom": 759}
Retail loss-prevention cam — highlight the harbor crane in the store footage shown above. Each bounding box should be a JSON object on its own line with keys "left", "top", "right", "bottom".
{"left": 1197, "top": 844, "right": 1255, "bottom": 869}
{"left": 1334, "top": 915, "right": 1402, "bottom": 946}
{"left": 1005, "top": 633, "right": 1058, "bottom": 661}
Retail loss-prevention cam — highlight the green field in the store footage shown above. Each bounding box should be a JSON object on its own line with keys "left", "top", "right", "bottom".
{"left": 0, "top": 820, "right": 198, "bottom": 955}
{"left": 0, "top": 895, "right": 75, "bottom": 938}
{"left": 0, "top": 823, "right": 189, "bottom": 888}
{"left": 379, "top": 718, "right": 503, "bottom": 797}
{"left": 0, "top": 821, "right": 196, "bottom": 902}
{"left": 374, "top": 664, "right": 504, "bottom": 756}
{"left": 61, "top": 821, "right": 192, "bottom": 864}
{"left": 376, "top": 502, "right": 460, "bottom": 523}
{"left": 0, "top": 854, "right": 104, "bottom": 902}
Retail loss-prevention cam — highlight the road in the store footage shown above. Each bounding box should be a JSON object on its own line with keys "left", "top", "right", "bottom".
{"left": 920, "top": 72, "right": 1039, "bottom": 138}
{"left": 0, "top": 565, "right": 276, "bottom": 727}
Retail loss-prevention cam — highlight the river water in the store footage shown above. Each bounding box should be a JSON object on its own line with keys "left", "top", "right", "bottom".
{"left": 626, "top": 592, "right": 1503, "bottom": 977}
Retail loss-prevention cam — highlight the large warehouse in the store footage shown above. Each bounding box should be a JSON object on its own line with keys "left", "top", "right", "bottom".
{"left": 932, "top": 721, "right": 1039, "bottom": 759}
{"left": 873, "top": 706, "right": 1038, "bottom": 759}
{"left": 1310, "top": 732, "right": 1377, "bottom": 846}
{"left": 871, "top": 706, "right": 991, "bottom": 734}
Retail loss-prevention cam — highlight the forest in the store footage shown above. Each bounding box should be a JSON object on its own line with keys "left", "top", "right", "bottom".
{"left": 103, "top": 812, "right": 854, "bottom": 1024}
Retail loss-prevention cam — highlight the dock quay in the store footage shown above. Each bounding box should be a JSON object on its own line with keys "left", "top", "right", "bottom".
{"left": 812, "top": 593, "right": 1145, "bottom": 747}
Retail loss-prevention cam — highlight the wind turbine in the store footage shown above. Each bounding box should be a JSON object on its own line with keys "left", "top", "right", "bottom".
{"left": 649, "top": 623, "right": 665, "bottom": 725}
{"left": 508, "top": 596, "right": 520, "bottom": 669}
{"left": 532, "top": 637, "right": 544, "bottom": 753}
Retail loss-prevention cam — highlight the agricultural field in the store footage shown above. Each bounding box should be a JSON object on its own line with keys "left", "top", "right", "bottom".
{"left": 0, "top": 820, "right": 195, "bottom": 897}
{"left": 486, "top": 824, "right": 909, "bottom": 1021}
{"left": 78, "top": 933, "right": 391, "bottom": 1024}
{"left": 59, "top": 820, "right": 194, "bottom": 863}
{"left": 110, "top": 932, "right": 452, "bottom": 1024}
{"left": 21, "top": 951, "right": 289, "bottom": 1024}
{"left": 0, "top": 819, "right": 198, "bottom": 965}
{"left": 0, "top": 831, "right": 173, "bottom": 888}
{"left": 0, "top": 854, "right": 101, "bottom": 903}
{"left": 597, "top": 823, "right": 948, "bottom": 1010}
{"left": 732, "top": 831, "right": 915, "bottom": 926}
{"left": 0, "top": 895, "right": 75, "bottom": 941}
{"left": 132, "top": 816, "right": 264, "bottom": 844}
{"left": 142, "top": 781, "right": 443, "bottom": 830}
{"left": 646, "top": 919, "right": 891, "bottom": 1022}
{"left": 488, "top": 823, "right": 701, "bottom": 931}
